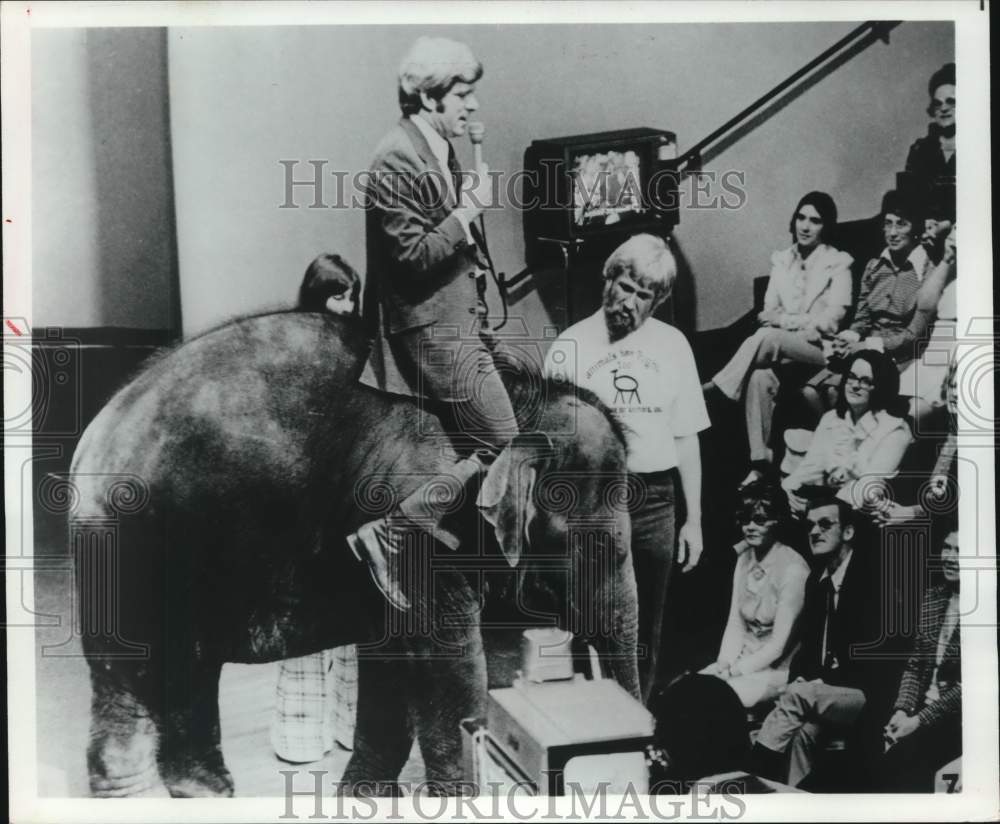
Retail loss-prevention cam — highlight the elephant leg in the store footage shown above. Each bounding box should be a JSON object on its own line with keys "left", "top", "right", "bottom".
{"left": 87, "top": 664, "right": 169, "bottom": 797}
{"left": 408, "top": 570, "right": 486, "bottom": 795}
{"left": 340, "top": 643, "right": 414, "bottom": 796}
{"left": 156, "top": 659, "right": 234, "bottom": 797}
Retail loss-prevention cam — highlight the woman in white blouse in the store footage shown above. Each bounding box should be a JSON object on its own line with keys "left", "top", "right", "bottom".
{"left": 783, "top": 350, "right": 913, "bottom": 515}
{"left": 705, "top": 192, "right": 853, "bottom": 487}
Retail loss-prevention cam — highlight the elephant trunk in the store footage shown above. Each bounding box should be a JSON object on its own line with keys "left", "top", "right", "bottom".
{"left": 588, "top": 510, "right": 640, "bottom": 700}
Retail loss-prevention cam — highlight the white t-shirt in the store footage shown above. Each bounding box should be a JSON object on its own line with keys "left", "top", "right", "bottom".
{"left": 543, "top": 310, "right": 710, "bottom": 473}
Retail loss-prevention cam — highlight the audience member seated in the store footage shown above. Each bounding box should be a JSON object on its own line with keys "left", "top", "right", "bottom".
{"left": 903, "top": 62, "right": 956, "bottom": 195}
{"left": 898, "top": 223, "right": 956, "bottom": 426}
{"left": 271, "top": 252, "right": 363, "bottom": 764}
{"left": 647, "top": 674, "right": 751, "bottom": 794}
{"left": 704, "top": 192, "right": 853, "bottom": 488}
{"left": 700, "top": 482, "right": 809, "bottom": 707}
{"left": 297, "top": 252, "right": 362, "bottom": 316}
{"left": 804, "top": 190, "right": 933, "bottom": 414}
{"left": 749, "top": 497, "right": 891, "bottom": 789}
{"left": 873, "top": 353, "right": 957, "bottom": 526}
{"left": 783, "top": 350, "right": 912, "bottom": 516}
{"left": 878, "top": 526, "right": 962, "bottom": 792}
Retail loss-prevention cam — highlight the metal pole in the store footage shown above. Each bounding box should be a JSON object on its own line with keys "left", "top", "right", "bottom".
{"left": 676, "top": 20, "right": 901, "bottom": 170}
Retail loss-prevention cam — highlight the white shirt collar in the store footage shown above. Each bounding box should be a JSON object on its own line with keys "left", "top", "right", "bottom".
{"left": 411, "top": 114, "right": 450, "bottom": 172}
{"left": 877, "top": 243, "right": 929, "bottom": 281}
{"left": 819, "top": 547, "right": 853, "bottom": 592}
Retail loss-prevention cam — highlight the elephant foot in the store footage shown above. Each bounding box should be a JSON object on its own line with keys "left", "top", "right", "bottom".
{"left": 90, "top": 764, "right": 170, "bottom": 798}
{"left": 162, "top": 762, "right": 235, "bottom": 798}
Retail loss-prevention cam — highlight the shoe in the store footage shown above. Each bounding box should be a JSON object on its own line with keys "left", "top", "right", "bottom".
{"left": 346, "top": 518, "right": 411, "bottom": 612}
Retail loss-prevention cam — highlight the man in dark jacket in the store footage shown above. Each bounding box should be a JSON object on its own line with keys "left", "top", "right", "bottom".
{"left": 750, "top": 496, "right": 893, "bottom": 787}
{"left": 349, "top": 37, "right": 515, "bottom": 610}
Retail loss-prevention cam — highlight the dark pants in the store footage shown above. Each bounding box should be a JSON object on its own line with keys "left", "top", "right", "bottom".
{"left": 629, "top": 470, "right": 677, "bottom": 704}
{"left": 878, "top": 715, "right": 962, "bottom": 792}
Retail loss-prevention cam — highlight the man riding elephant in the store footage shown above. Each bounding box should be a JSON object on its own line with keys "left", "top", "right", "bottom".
{"left": 351, "top": 36, "right": 514, "bottom": 611}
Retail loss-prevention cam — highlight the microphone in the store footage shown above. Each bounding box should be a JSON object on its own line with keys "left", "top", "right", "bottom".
{"left": 467, "top": 121, "right": 485, "bottom": 169}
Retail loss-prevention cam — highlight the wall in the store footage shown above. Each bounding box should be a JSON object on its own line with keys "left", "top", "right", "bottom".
{"left": 167, "top": 21, "right": 952, "bottom": 336}
{"left": 36, "top": 22, "right": 953, "bottom": 334}
{"left": 32, "top": 28, "right": 180, "bottom": 331}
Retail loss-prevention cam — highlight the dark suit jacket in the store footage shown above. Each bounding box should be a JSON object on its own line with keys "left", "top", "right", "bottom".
{"left": 790, "top": 548, "right": 889, "bottom": 705}
{"left": 892, "top": 583, "right": 961, "bottom": 729}
{"left": 360, "top": 117, "right": 484, "bottom": 400}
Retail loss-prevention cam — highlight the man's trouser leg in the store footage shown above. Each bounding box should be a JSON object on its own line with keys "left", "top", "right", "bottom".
{"left": 350, "top": 336, "right": 518, "bottom": 609}
{"left": 757, "top": 680, "right": 866, "bottom": 786}
{"left": 628, "top": 472, "right": 676, "bottom": 705}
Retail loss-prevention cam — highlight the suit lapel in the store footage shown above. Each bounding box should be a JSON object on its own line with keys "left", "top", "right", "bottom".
{"left": 399, "top": 117, "right": 456, "bottom": 211}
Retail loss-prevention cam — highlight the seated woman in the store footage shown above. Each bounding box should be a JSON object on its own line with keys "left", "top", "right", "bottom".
{"left": 701, "top": 481, "right": 809, "bottom": 708}
{"left": 783, "top": 350, "right": 913, "bottom": 515}
{"left": 903, "top": 62, "right": 956, "bottom": 193}
{"left": 873, "top": 352, "right": 957, "bottom": 526}
{"left": 705, "top": 191, "right": 852, "bottom": 486}
{"left": 804, "top": 191, "right": 933, "bottom": 418}
{"left": 898, "top": 223, "right": 956, "bottom": 426}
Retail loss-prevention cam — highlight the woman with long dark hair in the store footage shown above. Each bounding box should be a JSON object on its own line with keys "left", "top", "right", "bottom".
{"left": 705, "top": 191, "right": 853, "bottom": 487}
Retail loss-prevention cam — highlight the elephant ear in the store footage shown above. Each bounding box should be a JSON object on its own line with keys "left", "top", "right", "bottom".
{"left": 477, "top": 434, "right": 553, "bottom": 567}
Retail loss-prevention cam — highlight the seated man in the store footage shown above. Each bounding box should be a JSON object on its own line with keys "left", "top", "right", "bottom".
{"left": 878, "top": 526, "right": 962, "bottom": 792}
{"left": 750, "top": 496, "right": 892, "bottom": 788}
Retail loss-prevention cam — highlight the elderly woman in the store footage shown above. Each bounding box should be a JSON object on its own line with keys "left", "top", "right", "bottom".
{"left": 701, "top": 481, "right": 809, "bottom": 708}
{"left": 705, "top": 192, "right": 853, "bottom": 487}
{"left": 784, "top": 350, "right": 913, "bottom": 514}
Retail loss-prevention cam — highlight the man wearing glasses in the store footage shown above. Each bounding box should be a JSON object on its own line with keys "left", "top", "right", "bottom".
{"left": 749, "top": 496, "right": 891, "bottom": 788}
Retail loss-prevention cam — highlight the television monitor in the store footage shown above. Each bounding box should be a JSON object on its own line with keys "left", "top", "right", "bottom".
{"left": 523, "top": 127, "right": 679, "bottom": 267}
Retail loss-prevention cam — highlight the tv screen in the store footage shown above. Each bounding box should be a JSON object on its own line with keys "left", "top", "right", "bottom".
{"left": 571, "top": 148, "right": 645, "bottom": 229}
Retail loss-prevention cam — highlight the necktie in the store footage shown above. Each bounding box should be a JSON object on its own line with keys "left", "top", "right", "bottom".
{"left": 821, "top": 577, "right": 838, "bottom": 672}
{"left": 446, "top": 142, "right": 463, "bottom": 203}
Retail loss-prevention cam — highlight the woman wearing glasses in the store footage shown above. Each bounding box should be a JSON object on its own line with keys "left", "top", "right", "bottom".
{"left": 783, "top": 350, "right": 912, "bottom": 515}
{"left": 701, "top": 481, "right": 809, "bottom": 707}
{"left": 904, "top": 63, "right": 956, "bottom": 192}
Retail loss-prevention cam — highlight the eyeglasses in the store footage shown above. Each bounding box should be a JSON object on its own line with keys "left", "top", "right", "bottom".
{"left": 845, "top": 372, "right": 875, "bottom": 389}
{"left": 807, "top": 518, "right": 840, "bottom": 532}
{"left": 737, "top": 512, "right": 778, "bottom": 526}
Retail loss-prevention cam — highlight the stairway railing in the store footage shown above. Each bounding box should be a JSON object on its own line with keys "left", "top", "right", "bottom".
{"left": 674, "top": 20, "right": 902, "bottom": 174}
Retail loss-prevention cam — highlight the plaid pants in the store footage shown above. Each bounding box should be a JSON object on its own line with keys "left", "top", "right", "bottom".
{"left": 271, "top": 646, "right": 358, "bottom": 763}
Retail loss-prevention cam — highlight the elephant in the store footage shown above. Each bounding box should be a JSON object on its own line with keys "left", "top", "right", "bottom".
{"left": 68, "top": 310, "right": 640, "bottom": 797}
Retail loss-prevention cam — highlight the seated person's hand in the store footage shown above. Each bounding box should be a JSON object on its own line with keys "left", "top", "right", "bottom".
{"left": 786, "top": 488, "right": 808, "bottom": 515}
{"left": 871, "top": 501, "right": 920, "bottom": 526}
{"left": 825, "top": 466, "right": 850, "bottom": 488}
{"left": 800, "top": 325, "right": 822, "bottom": 344}
{"left": 943, "top": 224, "right": 957, "bottom": 265}
{"left": 829, "top": 329, "right": 861, "bottom": 358}
{"left": 928, "top": 473, "right": 950, "bottom": 500}
{"left": 779, "top": 313, "right": 805, "bottom": 331}
{"left": 888, "top": 713, "right": 920, "bottom": 743}
{"left": 699, "top": 661, "right": 731, "bottom": 679}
